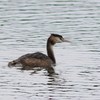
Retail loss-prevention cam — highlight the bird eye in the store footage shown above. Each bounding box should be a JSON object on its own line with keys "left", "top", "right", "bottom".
{"left": 60, "top": 37, "right": 63, "bottom": 40}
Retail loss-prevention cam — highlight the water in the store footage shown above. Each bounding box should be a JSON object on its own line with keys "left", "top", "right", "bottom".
{"left": 0, "top": 0, "right": 100, "bottom": 100}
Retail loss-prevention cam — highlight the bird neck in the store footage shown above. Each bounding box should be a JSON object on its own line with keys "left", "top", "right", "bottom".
{"left": 47, "top": 39, "right": 56, "bottom": 64}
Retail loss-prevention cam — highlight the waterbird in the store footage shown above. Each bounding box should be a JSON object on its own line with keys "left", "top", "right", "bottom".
{"left": 8, "top": 34, "right": 70, "bottom": 74}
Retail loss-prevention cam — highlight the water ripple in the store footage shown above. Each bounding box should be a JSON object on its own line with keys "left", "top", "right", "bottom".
{"left": 0, "top": 0, "right": 100, "bottom": 100}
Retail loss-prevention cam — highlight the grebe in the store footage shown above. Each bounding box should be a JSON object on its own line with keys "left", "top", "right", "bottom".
{"left": 8, "top": 34, "right": 70, "bottom": 73}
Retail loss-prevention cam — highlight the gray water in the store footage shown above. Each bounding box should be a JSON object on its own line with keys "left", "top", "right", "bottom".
{"left": 0, "top": 0, "right": 100, "bottom": 100}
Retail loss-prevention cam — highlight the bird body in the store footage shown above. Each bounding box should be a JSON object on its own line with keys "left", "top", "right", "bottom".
{"left": 8, "top": 52, "right": 53, "bottom": 68}
{"left": 8, "top": 34, "right": 70, "bottom": 72}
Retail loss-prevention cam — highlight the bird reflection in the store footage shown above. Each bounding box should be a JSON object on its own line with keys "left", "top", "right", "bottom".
{"left": 15, "top": 65, "right": 56, "bottom": 76}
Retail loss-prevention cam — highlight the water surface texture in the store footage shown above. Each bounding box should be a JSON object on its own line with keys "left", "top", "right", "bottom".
{"left": 0, "top": 0, "right": 100, "bottom": 100}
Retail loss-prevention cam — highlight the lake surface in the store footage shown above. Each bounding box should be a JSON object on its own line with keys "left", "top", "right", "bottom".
{"left": 0, "top": 0, "right": 100, "bottom": 100}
